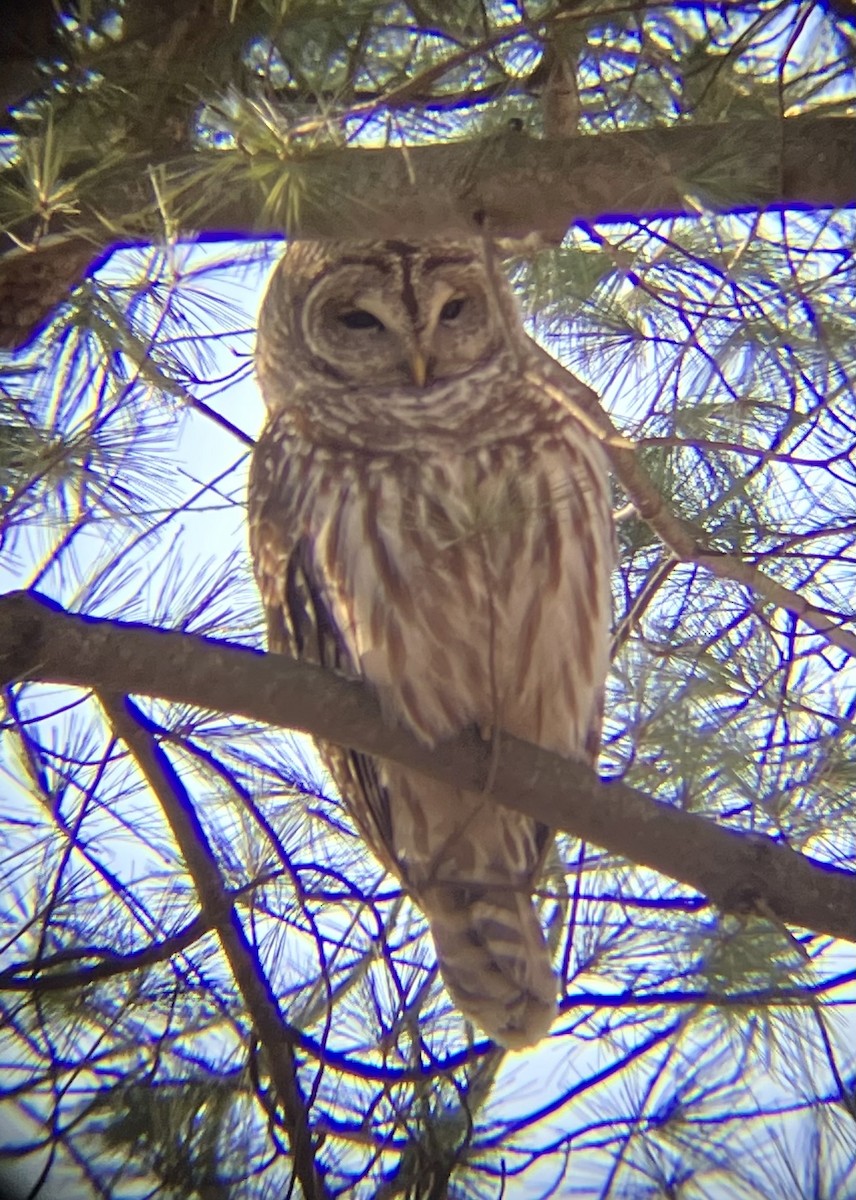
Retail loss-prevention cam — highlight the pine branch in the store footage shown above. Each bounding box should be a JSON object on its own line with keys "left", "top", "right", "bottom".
{"left": 0, "top": 871, "right": 286, "bottom": 993}
{"left": 99, "top": 693, "right": 331, "bottom": 1200}
{"left": 529, "top": 352, "right": 856, "bottom": 661}
{"left": 2, "top": 591, "right": 855, "bottom": 947}
{"left": 3, "top": 115, "right": 856, "bottom": 349}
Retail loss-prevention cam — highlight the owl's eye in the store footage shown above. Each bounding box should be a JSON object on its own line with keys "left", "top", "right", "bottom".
{"left": 339, "top": 309, "right": 384, "bottom": 331}
{"left": 440, "top": 297, "right": 466, "bottom": 322}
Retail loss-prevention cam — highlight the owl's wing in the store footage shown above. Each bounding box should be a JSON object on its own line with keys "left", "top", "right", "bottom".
{"left": 248, "top": 432, "right": 394, "bottom": 865}
{"left": 524, "top": 339, "right": 615, "bottom": 766}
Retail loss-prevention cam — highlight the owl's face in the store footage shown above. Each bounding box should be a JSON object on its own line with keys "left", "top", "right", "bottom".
{"left": 260, "top": 240, "right": 518, "bottom": 397}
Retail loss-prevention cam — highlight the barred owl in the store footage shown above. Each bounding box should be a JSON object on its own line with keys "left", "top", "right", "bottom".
{"left": 249, "top": 239, "right": 613, "bottom": 1049}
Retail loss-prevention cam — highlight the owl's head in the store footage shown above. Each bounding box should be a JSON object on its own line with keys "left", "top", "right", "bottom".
{"left": 257, "top": 239, "right": 523, "bottom": 405}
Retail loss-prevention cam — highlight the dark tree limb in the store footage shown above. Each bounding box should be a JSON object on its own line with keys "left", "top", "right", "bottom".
{"left": 2, "top": 590, "right": 855, "bottom": 946}
{"left": 0, "top": 908, "right": 216, "bottom": 992}
{"left": 99, "top": 693, "right": 331, "bottom": 1200}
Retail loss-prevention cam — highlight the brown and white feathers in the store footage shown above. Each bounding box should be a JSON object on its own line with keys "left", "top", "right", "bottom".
{"left": 249, "top": 239, "right": 613, "bottom": 1048}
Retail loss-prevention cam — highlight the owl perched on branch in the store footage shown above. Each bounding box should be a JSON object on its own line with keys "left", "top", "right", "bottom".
{"left": 249, "top": 239, "right": 613, "bottom": 1049}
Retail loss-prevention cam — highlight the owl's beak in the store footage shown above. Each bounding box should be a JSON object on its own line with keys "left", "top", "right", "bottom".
{"left": 409, "top": 349, "right": 429, "bottom": 388}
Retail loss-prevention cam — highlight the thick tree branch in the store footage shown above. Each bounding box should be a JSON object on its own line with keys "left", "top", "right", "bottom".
{"left": 2, "top": 590, "right": 855, "bottom": 945}
{"left": 3, "top": 115, "right": 856, "bottom": 349}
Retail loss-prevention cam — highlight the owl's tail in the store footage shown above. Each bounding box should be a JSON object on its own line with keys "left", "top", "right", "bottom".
{"left": 422, "top": 882, "right": 557, "bottom": 1049}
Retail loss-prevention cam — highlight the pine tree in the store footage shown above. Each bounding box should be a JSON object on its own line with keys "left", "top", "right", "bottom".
{"left": 2, "top": 3, "right": 856, "bottom": 1197}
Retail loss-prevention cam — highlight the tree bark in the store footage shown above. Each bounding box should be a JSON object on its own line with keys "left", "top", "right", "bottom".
{"left": 3, "top": 590, "right": 855, "bottom": 946}
{"left": 217, "top": 115, "right": 855, "bottom": 239}
{"left": 3, "top": 115, "right": 856, "bottom": 349}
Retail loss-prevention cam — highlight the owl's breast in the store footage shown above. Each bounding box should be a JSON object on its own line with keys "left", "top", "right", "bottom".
{"left": 310, "top": 436, "right": 612, "bottom": 759}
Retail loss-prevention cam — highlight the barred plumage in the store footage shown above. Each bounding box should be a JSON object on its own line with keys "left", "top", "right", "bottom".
{"left": 249, "top": 239, "right": 613, "bottom": 1048}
